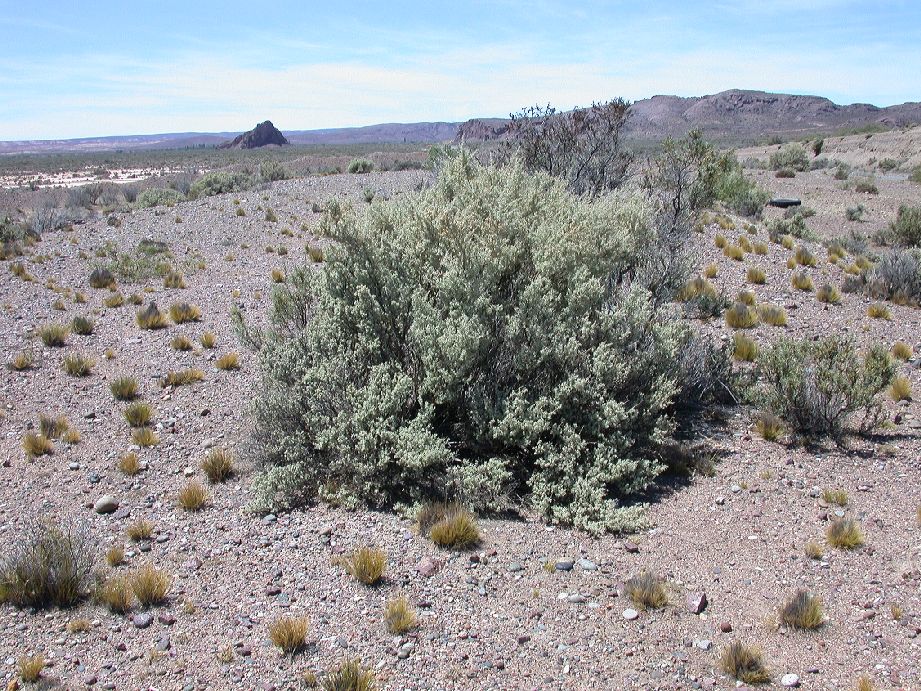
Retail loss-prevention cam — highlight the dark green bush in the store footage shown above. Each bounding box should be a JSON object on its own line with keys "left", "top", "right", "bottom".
{"left": 769, "top": 144, "right": 809, "bottom": 172}
{"left": 188, "top": 171, "right": 252, "bottom": 199}
{"left": 888, "top": 205, "right": 921, "bottom": 247}
{"left": 137, "top": 188, "right": 183, "bottom": 208}
{"left": 758, "top": 336, "right": 894, "bottom": 440}
{"left": 347, "top": 158, "right": 373, "bottom": 174}
{"left": 237, "top": 153, "right": 693, "bottom": 534}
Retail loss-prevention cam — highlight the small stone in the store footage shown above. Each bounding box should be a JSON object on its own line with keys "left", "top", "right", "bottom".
{"left": 69, "top": 462, "right": 80, "bottom": 471}
{"left": 719, "top": 621, "right": 732, "bottom": 633}
{"left": 265, "top": 586, "right": 281, "bottom": 596}
{"left": 623, "top": 608, "right": 639, "bottom": 621}
{"left": 730, "top": 484, "right": 742, "bottom": 493}
{"left": 517, "top": 635, "right": 531, "bottom": 645}
{"left": 623, "top": 542, "right": 639, "bottom": 554}
{"left": 578, "top": 558, "right": 597, "bottom": 571}
{"left": 132, "top": 613, "right": 153, "bottom": 629}
{"left": 507, "top": 562, "right": 524, "bottom": 573}
{"left": 695, "top": 639, "right": 712, "bottom": 651}
{"left": 93, "top": 495, "right": 119, "bottom": 514}
{"left": 687, "top": 591, "right": 708, "bottom": 614}
{"left": 155, "top": 636, "right": 170, "bottom": 652}
{"left": 555, "top": 559, "right": 575, "bottom": 571}
{"left": 416, "top": 557, "right": 439, "bottom": 577}
{"left": 781, "top": 673, "right": 801, "bottom": 687}
{"left": 157, "top": 614, "right": 176, "bottom": 626}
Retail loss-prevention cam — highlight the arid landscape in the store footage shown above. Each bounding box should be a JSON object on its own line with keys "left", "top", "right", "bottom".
{"left": 1, "top": 97, "right": 920, "bottom": 691}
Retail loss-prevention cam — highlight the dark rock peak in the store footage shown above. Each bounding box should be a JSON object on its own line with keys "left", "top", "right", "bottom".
{"left": 219, "top": 121, "right": 289, "bottom": 149}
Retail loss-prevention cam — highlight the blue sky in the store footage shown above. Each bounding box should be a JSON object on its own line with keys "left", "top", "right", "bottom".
{"left": 0, "top": 0, "right": 918, "bottom": 140}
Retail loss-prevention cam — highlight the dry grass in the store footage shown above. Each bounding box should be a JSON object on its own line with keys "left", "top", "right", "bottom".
{"left": 163, "top": 271, "right": 185, "bottom": 289}
{"left": 215, "top": 352, "right": 240, "bottom": 370}
{"left": 38, "top": 413, "right": 69, "bottom": 439}
{"left": 71, "top": 315, "right": 94, "bottom": 335}
{"left": 821, "top": 488, "right": 848, "bottom": 506}
{"left": 130, "top": 564, "right": 171, "bottom": 607}
{"left": 714, "top": 234, "right": 727, "bottom": 248}
{"left": 890, "top": 376, "right": 912, "bottom": 401}
{"left": 98, "top": 574, "right": 134, "bottom": 613}
{"left": 779, "top": 590, "right": 824, "bottom": 630}
{"left": 66, "top": 618, "right": 91, "bottom": 633}
{"left": 703, "top": 263, "right": 718, "bottom": 278}
{"left": 63, "top": 428, "right": 81, "bottom": 445}
{"left": 124, "top": 401, "right": 154, "bottom": 427}
{"left": 268, "top": 616, "right": 310, "bottom": 655}
{"left": 136, "top": 304, "right": 169, "bottom": 329}
{"left": 321, "top": 659, "right": 375, "bottom": 691}
{"left": 720, "top": 641, "right": 770, "bottom": 685}
{"left": 62, "top": 352, "right": 95, "bottom": 376}
{"left": 733, "top": 333, "right": 758, "bottom": 362}
{"left": 171, "top": 334, "right": 194, "bottom": 351}
{"left": 678, "top": 276, "right": 716, "bottom": 301}
{"left": 624, "top": 572, "right": 668, "bottom": 610}
{"left": 89, "top": 268, "right": 116, "bottom": 289}
{"left": 169, "top": 302, "right": 201, "bottom": 324}
{"left": 891, "top": 341, "right": 913, "bottom": 360}
{"left": 758, "top": 303, "right": 787, "bottom": 326}
{"left": 890, "top": 603, "right": 903, "bottom": 621}
{"left": 128, "top": 293, "right": 143, "bottom": 305}
{"left": 780, "top": 234, "right": 795, "bottom": 249}
{"left": 723, "top": 244, "right": 744, "bottom": 261}
{"left": 746, "top": 266, "right": 766, "bottom": 284}
{"left": 103, "top": 292, "right": 125, "bottom": 308}
{"left": 118, "top": 452, "right": 141, "bottom": 476}
{"left": 867, "top": 302, "right": 891, "bottom": 320}
{"left": 418, "top": 502, "right": 481, "bottom": 549}
{"left": 827, "top": 518, "right": 864, "bottom": 550}
{"left": 737, "top": 235, "right": 753, "bottom": 253}
{"left": 162, "top": 368, "right": 205, "bottom": 387}
{"left": 131, "top": 427, "right": 160, "bottom": 447}
{"left": 736, "top": 289, "right": 756, "bottom": 306}
{"left": 816, "top": 283, "right": 841, "bottom": 304}
{"left": 105, "top": 545, "right": 125, "bottom": 567}
{"left": 804, "top": 541, "right": 824, "bottom": 560}
{"left": 110, "top": 376, "right": 138, "bottom": 401}
{"left": 202, "top": 448, "right": 235, "bottom": 483}
{"left": 786, "top": 257, "right": 797, "bottom": 269}
{"left": 271, "top": 268, "right": 286, "bottom": 283}
{"left": 794, "top": 245, "right": 817, "bottom": 267}
{"left": 200, "top": 331, "right": 216, "bottom": 348}
{"left": 754, "top": 412, "right": 784, "bottom": 442}
{"left": 18, "top": 654, "right": 44, "bottom": 683}
{"left": 9, "top": 350, "right": 35, "bottom": 371}
{"left": 791, "top": 271, "right": 814, "bottom": 291}
{"left": 753, "top": 241, "right": 768, "bottom": 255}
{"left": 22, "top": 432, "right": 53, "bottom": 458}
{"left": 38, "top": 322, "right": 68, "bottom": 347}
{"left": 856, "top": 675, "right": 875, "bottom": 691}
{"left": 178, "top": 481, "right": 209, "bottom": 511}
{"left": 342, "top": 547, "right": 386, "bottom": 585}
{"left": 724, "top": 302, "right": 759, "bottom": 329}
{"left": 384, "top": 595, "right": 418, "bottom": 634}
{"left": 126, "top": 519, "right": 154, "bottom": 542}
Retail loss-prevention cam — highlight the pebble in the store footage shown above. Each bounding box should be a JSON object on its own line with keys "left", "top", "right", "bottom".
{"left": 507, "top": 562, "right": 524, "bottom": 573}
{"left": 578, "top": 558, "right": 597, "bottom": 571}
{"left": 132, "top": 613, "right": 153, "bottom": 629}
{"left": 687, "top": 591, "right": 708, "bottom": 614}
{"left": 555, "top": 559, "right": 574, "bottom": 571}
{"left": 416, "top": 557, "right": 439, "bottom": 577}
{"left": 694, "top": 639, "right": 712, "bottom": 650}
{"left": 623, "top": 608, "right": 639, "bottom": 621}
{"left": 781, "top": 673, "right": 801, "bottom": 687}
{"left": 93, "top": 495, "right": 119, "bottom": 514}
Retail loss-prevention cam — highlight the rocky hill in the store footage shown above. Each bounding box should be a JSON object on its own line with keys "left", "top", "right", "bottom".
{"left": 218, "top": 120, "right": 289, "bottom": 149}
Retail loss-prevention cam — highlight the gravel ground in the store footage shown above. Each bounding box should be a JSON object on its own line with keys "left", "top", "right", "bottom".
{"left": 1, "top": 167, "right": 919, "bottom": 690}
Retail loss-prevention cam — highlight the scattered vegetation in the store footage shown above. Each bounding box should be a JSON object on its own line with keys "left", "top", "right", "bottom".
{"left": 202, "top": 448, "right": 235, "bottom": 483}
{"left": 22, "top": 432, "right": 54, "bottom": 457}
{"left": 9, "top": 350, "right": 35, "bottom": 371}
{"left": 268, "top": 616, "right": 309, "bottom": 655}
{"left": 162, "top": 368, "right": 205, "bottom": 387}
{"left": 131, "top": 427, "right": 160, "bottom": 447}
{"left": 733, "top": 333, "right": 758, "bottom": 362}
{"left": 118, "top": 452, "right": 141, "bottom": 476}
{"left": 136, "top": 303, "right": 169, "bottom": 329}
{"left": 866, "top": 302, "right": 891, "bottom": 320}
{"left": 822, "top": 488, "right": 849, "bottom": 506}
{"left": 62, "top": 352, "right": 95, "bottom": 376}
{"left": 171, "top": 334, "right": 194, "bottom": 351}
{"left": 124, "top": 401, "right": 154, "bottom": 427}
{"left": 215, "top": 352, "right": 240, "bottom": 370}
{"left": 163, "top": 271, "right": 185, "bottom": 289}
{"left": 624, "top": 572, "right": 668, "bottom": 610}
{"left": 200, "top": 331, "right": 216, "bottom": 348}
{"left": 178, "top": 481, "right": 209, "bottom": 511}
{"left": 169, "top": 302, "right": 202, "bottom": 324}
{"left": 746, "top": 266, "right": 766, "bottom": 284}
{"left": 816, "top": 283, "right": 841, "bottom": 304}
{"left": 719, "top": 641, "right": 770, "bottom": 685}
{"left": 791, "top": 271, "right": 814, "bottom": 292}
{"left": 98, "top": 574, "right": 134, "bottom": 613}
{"left": 71, "top": 315, "right": 94, "bottom": 335}
{"left": 779, "top": 590, "right": 824, "bottom": 630}
{"left": 347, "top": 158, "right": 373, "bottom": 174}
{"left": 754, "top": 411, "right": 783, "bottom": 441}
{"left": 826, "top": 518, "right": 864, "bottom": 550}
{"left": 890, "top": 375, "right": 912, "bottom": 401}
{"left": 320, "top": 659, "right": 376, "bottom": 691}
{"left": 126, "top": 519, "right": 154, "bottom": 542}
{"left": 105, "top": 546, "right": 125, "bottom": 567}
{"left": 724, "top": 302, "right": 759, "bottom": 328}
{"left": 129, "top": 564, "right": 171, "bottom": 606}
{"left": 384, "top": 595, "right": 418, "bottom": 634}
{"left": 342, "top": 547, "right": 386, "bottom": 585}
{"left": 17, "top": 654, "right": 44, "bottom": 683}
{"left": 891, "top": 341, "right": 913, "bottom": 360}
{"left": 38, "top": 323, "right": 68, "bottom": 347}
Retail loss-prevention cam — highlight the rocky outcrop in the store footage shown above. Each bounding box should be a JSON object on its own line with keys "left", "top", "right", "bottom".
{"left": 219, "top": 121, "right": 289, "bottom": 149}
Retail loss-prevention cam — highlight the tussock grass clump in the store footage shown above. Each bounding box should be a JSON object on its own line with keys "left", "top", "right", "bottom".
{"left": 136, "top": 303, "right": 169, "bottom": 329}
{"left": 891, "top": 341, "right": 913, "bottom": 360}
{"left": 63, "top": 428, "right": 81, "bottom": 445}
{"left": 816, "top": 283, "right": 841, "bottom": 304}
{"left": 856, "top": 675, "right": 876, "bottom": 691}
{"left": 733, "top": 333, "right": 758, "bottom": 362}
{"left": 0, "top": 522, "right": 94, "bottom": 608}
{"left": 342, "top": 547, "right": 386, "bottom": 585}
{"left": 271, "top": 268, "right": 286, "bottom": 283}
{"left": 867, "top": 302, "right": 891, "bottom": 320}
{"left": 737, "top": 236, "right": 753, "bottom": 253}
{"left": 169, "top": 302, "right": 201, "bottom": 324}
{"left": 804, "top": 541, "right": 824, "bottom": 560}
{"left": 827, "top": 518, "right": 864, "bottom": 550}
{"left": 110, "top": 376, "right": 138, "bottom": 401}
{"left": 268, "top": 616, "right": 309, "bottom": 655}
{"left": 890, "top": 375, "right": 912, "bottom": 401}
{"left": 38, "top": 323, "right": 68, "bottom": 347}
{"left": 9, "top": 350, "right": 35, "bottom": 371}
{"left": 89, "top": 268, "right": 116, "bottom": 289}
{"left": 23, "top": 432, "right": 54, "bottom": 457}
{"left": 794, "top": 245, "right": 817, "bottom": 267}
{"left": 178, "top": 481, "right": 209, "bottom": 511}
{"left": 780, "top": 234, "right": 795, "bottom": 250}
{"left": 714, "top": 234, "right": 727, "bottom": 249}
{"left": 126, "top": 519, "right": 154, "bottom": 542}
{"left": 128, "top": 293, "right": 143, "bottom": 305}
{"left": 724, "top": 302, "right": 759, "bottom": 329}
{"left": 118, "top": 452, "right": 140, "bottom": 475}
{"left": 308, "top": 245, "right": 325, "bottom": 263}
{"left": 758, "top": 303, "right": 787, "bottom": 326}
{"left": 822, "top": 488, "right": 848, "bottom": 506}
{"left": 418, "top": 502, "right": 481, "bottom": 549}
{"left": 720, "top": 641, "right": 770, "bottom": 685}
{"left": 103, "top": 292, "right": 125, "bottom": 308}
{"left": 791, "top": 271, "right": 814, "bottom": 291}
{"left": 202, "top": 448, "right": 234, "bottom": 483}
{"left": 753, "top": 241, "right": 768, "bottom": 255}
{"left": 18, "top": 654, "right": 44, "bottom": 683}
{"left": 62, "top": 352, "right": 95, "bottom": 376}
{"left": 124, "top": 401, "right": 154, "bottom": 427}
{"left": 736, "top": 289, "right": 756, "bottom": 306}
{"left": 39, "top": 413, "right": 69, "bottom": 439}
{"left": 71, "top": 315, "right": 94, "bottom": 335}
{"left": 66, "top": 618, "right": 91, "bottom": 633}
{"left": 98, "top": 574, "right": 134, "bottom": 613}
{"left": 703, "top": 263, "right": 718, "bottom": 278}
{"left": 200, "top": 331, "right": 216, "bottom": 348}
{"left": 105, "top": 545, "right": 125, "bottom": 567}
{"left": 163, "top": 271, "right": 185, "bottom": 289}
{"left": 321, "top": 659, "right": 376, "bottom": 690}
{"left": 746, "top": 266, "right": 766, "bottom": 284}
{"left": 171, "top": 334, "right": 194, "bottom": 351}
{"left": 779, "top": 589, "right": 824, "bottom": 630}
{"left": 723, "top": 244, "right": 744, "bottom": 261}
{"left": 624, "top": 571, "right": 668, "bottom": 610}
{"left": 215, "top": 352, "right": 240, "bottom": 370}
{"left": 678, "top": 276, "right": 717, "bottom": 301}
{"left": 131, "top": 427, "right": 159, "bottom": 447}
{"left": 384, "top": 595, "right": 418, "bottom": 634}
{"left": 129, "top": 564, "right": 171, "bottom": 607}
{"left": 754, "top": 412, "right": 783, "bottom": 441}
{"left": 162, "top": 368, "right": 204, "bottom": 387}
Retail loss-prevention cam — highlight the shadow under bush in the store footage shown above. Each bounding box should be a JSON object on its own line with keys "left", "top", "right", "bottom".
{"left": 235, "top": 153, "right": 706, "bottom": 535}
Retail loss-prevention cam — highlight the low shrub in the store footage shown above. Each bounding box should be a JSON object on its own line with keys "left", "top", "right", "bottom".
{"left": 794, "top": 245, "right": 816, "bottom": 267}
{"left": 129, "top": 564, "right": 171, "bottom": 606}
{"left": 268, "top": 616, "right": 309, "bottom": 655}
{"left": 758, "top": 336, "right": 893, "bottom": 439}
{"left": 89, "top": 267, "right": 116, "bottom": 289}
{"left": 816, "top": 283, "right": 841, "bottom": 304}
{"left": 888, "top": 205, "right": 921, "bottom": 247}
{"left": 854, "top": 180, "right": 878, "bottom": 195}
{"left": 347, "top": 158, "right": 373, "bottom": 174}
{"left": 720, "top": 641, "right": 770, "bottom": 685}
{"left": 846, "top": 204, "right": 866, "bottom": 222}
{"left": 188, "top": 171, "right": 252, "bottom": 199}
{"left": 779, "top": 590, "right": 824, "bottom": 630}
{"left": 71, "top": 315, "right": 94, "bottom": 335}
{"left": 866, "top": 248, "right": 921, "bottom": 304}
{"left": 137, "top": 188, "right": 183, "bottom": 208}
{"left": 342, "top": 547, "right": 386, "bottom": 585}
{"left": 769, "top": 144, "right": 809, "bottom": 172}
{"left": 624, "top": 572, "right": 667, "bottom": 610}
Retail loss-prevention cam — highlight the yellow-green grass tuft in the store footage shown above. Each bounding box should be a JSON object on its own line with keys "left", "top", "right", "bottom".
{"left": 827, "top": 518, "right": 864, "bottom": 550}
{"left": 178, "top": 481, "right": 209, "bottom": 511}
{"left": 724, "top": 302, "right": 759, "bottom": 329}
{"left": 720, "top": 641, "right": 770, "bottom": 685}
{"left": 110, "top": 376, "right": 138, "bottom": 401}
{"left": 779, "top": 589, "right": 824, "bottom": 630}
{"left": 624, "top": 572, "right": 668, "bottom": 610}
{"left": 268, "top": 616, "right": 310, "bottom": 655}
{"left": 168, "top": 302, "right": 201, "bottom": 324}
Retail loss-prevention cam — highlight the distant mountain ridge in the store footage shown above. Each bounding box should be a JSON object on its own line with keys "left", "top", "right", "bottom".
{"left": 3, "top": 89, "right": 921, "bottom": 154}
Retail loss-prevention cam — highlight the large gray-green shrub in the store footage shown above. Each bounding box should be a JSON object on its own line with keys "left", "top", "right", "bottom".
{"left": 758, "top": 336, "right": 894, "bottom": 440}
{"left": 769, "top": 144, "right": 809, "bottom": 172}
{"left": 237, "top": 153, "right": 691, "bottom": 534}
{"left": 188, "top": 171, "right": 252, "bottom": 199}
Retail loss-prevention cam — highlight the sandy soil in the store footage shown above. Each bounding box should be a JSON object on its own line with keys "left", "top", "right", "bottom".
{"left": 0, "top": 166, "right": 919, "bottom": 690}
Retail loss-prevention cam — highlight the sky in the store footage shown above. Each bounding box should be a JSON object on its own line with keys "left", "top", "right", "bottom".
{"left": 0, "top": 0, "right": 918, "bottom": 140}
